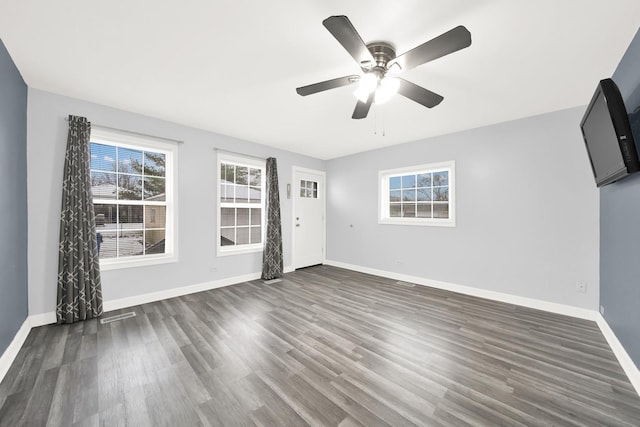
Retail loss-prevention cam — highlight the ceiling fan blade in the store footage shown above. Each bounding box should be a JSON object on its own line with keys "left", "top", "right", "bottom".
{"left": 352, "top": 92, "right": 374, "bottom": 119}
{"left": 397, "top": 78, "right": 444, "bottom": 108}
{"left": 323, "top": 15, "right": 375, "bottom": 70}
{"left": 389, "top": 26, "right": 471, "bottom": 72}
{"left": 296, "top": 75, "right": 360, "bottom": 96}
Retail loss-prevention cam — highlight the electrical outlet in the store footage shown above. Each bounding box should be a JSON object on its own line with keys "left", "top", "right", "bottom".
{"left": 576, "top": 281, "right": 587, "bottom": 293}
{"left": 600, "top": 305, "right": 605, "bottom": 315}
{"left": 209, "top": 266, "right": 217, "bottom": 272}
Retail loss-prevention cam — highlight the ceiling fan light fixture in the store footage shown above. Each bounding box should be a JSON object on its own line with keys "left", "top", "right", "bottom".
{"left": 375, "top": 77, "right": 399, "bottom": 104}
{"left": 353, "top": 73, "right": 378, "bottom": 102}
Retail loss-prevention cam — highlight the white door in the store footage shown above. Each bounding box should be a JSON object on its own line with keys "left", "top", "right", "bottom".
{"left": 293, "top": 168, "right": 325, "bottom": 269}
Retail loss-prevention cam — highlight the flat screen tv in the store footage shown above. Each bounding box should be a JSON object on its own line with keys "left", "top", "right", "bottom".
{"left": 580, "top": 78, "right": 640, "bottom": 187}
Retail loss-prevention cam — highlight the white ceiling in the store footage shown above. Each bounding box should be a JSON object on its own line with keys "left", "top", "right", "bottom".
{"left": 1, "top": 1, "right": 639, "bottom": 159}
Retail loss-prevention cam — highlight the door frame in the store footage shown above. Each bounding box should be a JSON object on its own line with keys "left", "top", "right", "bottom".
{"left": 291, "top": 166, "right": 327, "bottom": 269}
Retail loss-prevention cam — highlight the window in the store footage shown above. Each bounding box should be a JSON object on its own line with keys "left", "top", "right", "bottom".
{"left": 379, "top": 161, "right": 455, "bottom": 227}
{"left": 217, "top": 153, "right": 266, "bottom": 255}
{"left": 300, "top": 179, "right": 318, "bottom": 198}
{"left": 90, "top": 127, "right": 178, "bottom": 269}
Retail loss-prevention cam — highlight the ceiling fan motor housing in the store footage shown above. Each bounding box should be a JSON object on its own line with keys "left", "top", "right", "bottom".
{"left": 366, "top": 42, "right": 396, "bottom": 72}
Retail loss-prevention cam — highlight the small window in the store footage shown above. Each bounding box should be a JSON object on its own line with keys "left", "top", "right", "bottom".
{"left": 379, "top": 161, "right": 455, "bottom": 227}
{"left": 300, "top": 180, "right": 318, "bottom": 198}
{"left": 90, "top": 127, "right": 178, "bottom": 269}
{"left": 217, "top": 153, "right": 266, "bottom": 256}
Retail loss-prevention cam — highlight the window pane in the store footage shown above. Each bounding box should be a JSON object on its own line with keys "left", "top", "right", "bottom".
{"left": 417, "top": 173, "right": 431, "bottom": 187}
{"left": 94, "top": 204, "right": 117, "bottom": 230}
{"left": 221, "top": 228, "right": 235, "bottom": 246}
{"left": 433, "top": 186, "right": 448, "bottom": 201}
{"left": 416, "top": 188, "right": 431, "bottom": 202}
{"left": 312, "top": 189, "right": 318, "bottom": 199}
{"left": 233, "top": 184, "right": 248, "bottom": 203}
{"left": 118, "top": 175, "right": 142, "bottom": 200}
{"left": 402, "top": 189, "right": 416, "bottom": 201}
{"left": 90, "top": 143, "right": 116, "bottom": 172}
{"left": 417, "top": 203, "right": 432, "bottom": 218}
{"left": 144, "top": 152, "right": 165, "bottom": 177}
{"left": 237, "top": 208, "right": 250, "bottom": 226}
{"left": 402, "top": 174, "right": 416, "bottom": 188}
{"left": 236, "top": 227, "right": 250, "bottom": 245}
{"left": 389, "top": 176, "right": 401, "bottom": 190}
{"left": 118, "top": 147, "right": 143, "bottom": 174}
{"left": 145, "top": 229, "right": 165, "bottom": 254}
{"left": 97, "top": 231, "right": 117, "bottom": 259}
{"left": 145, "top": 205, "right": 166, "bottom": 228}
{"left": 222, "top": 163, "right": 235, "bottom": 183}
{"left": 221, "top": 208, "right": 235, "bottom": 226}
{"left": 402, "top": 203, "right": 416, "bottom": 217}
{"left": 249, "top": 168, "right": 261, "bottom": 186}
{"left": 251, "top": 208, "right": 261, "bottom": 226}
{"left": 433, "top": 171, "right": 448, "bottom": 186}
{"left": 389, "top": 190, "right": 401, "bottom": 202}
{"left": 118, "top": 205, "right": 144, "bottom": 229}
{"left": 144, "top": 177, "right": 165, "bottom": 201}
{"left": 249, "top": 186, "right": 261, "bottom": 203}
{"left": 118, "top": 230, "right": 144, "bottom": 257}
{"left": 300, "top": 188, "right": 306, "bottom": 197}
{"left": 251, "top": 226, "right": 261, "bottom": 244}
{"left": 91, "top": 172, "right": 117, "bottom": 199}
{"left": 236, "top": 166, "right": 248, "bottom": 185}
{"left": 434, "top": 202, "right": 449, "bottom": 218}
{"left": 390, "top": 204, "right": 401, "bottom": 217}
{"left": 221, "top": 183, "right": 234, "bottom": 202}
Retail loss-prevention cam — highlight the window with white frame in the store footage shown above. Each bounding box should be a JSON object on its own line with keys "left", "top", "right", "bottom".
{"left": 90, "top": 127, "right": 178, "bottom": 269}
{"left": 379, "top": 161, "right": 455, "bottom": 227}
{"left": 217, "top": 153, "right": 266, "bottom": 255}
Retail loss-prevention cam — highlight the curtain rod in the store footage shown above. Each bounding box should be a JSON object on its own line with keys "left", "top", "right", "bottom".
{"left": 214, "top": 147, "right": 268, "bottom": 161}
{"left": 64, "top": 117, "right": 184, "bottom": 145}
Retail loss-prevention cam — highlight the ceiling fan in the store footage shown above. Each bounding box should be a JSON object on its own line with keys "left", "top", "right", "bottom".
{"left": 296, "top": 15, "right": 472, "bottom": 119}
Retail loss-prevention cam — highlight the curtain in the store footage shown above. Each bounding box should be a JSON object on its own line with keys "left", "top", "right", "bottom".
{"left": 56, "top": 115, "right": 103, "bottom": 324}
{"left": 262, "top": 157, "right": 283, "bottom": 280}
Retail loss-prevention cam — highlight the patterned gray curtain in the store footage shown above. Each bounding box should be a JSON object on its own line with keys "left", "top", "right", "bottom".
{"left": 262, "top": 157, "right": 283, "bottom": 280}
{"left": 56, "top": 115, "right": 102, "bottom": 324}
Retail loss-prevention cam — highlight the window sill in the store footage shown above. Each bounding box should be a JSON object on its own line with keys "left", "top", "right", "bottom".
{"left": 217, "top": 245, "right": 263, "bottom": 257}
{"left": 378, "top": 218, "right": 456, "bottom": 227}
{"left": 100, "top": 254, "right": 178, "bottom": 271}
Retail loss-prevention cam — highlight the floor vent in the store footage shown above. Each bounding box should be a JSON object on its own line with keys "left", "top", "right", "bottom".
{"left": 100, "top": 311, "right": 136, "bottom": 324}
{"left": 396, "top": 281, "right": 415, "bottom": 287}
{"left": 263, "top": 278, "right": 283, "bottom": 284}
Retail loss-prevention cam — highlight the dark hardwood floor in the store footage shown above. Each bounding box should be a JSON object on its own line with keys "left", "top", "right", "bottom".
{"left": 1, "top": 265, "right": 639, "bottom": 426}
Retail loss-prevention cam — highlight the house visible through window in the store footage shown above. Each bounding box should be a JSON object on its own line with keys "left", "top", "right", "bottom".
{"left": 379, "top": 161, "right": 455, "bottom": 227}
{"left": 217, "top": 153, "right": 266, "bottom": 255}
{"left": 90, "top": 127, "right": 177, "bottom": 268}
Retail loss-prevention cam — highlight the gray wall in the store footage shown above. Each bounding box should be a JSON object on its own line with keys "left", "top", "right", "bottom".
{"left": 27, "top": 89, "right": 324, "bottom": 317}
{"left": 0, "top": 39, "right": 28, "bottom": 354}
{"left": 601, "top": 28, "right": 640, "bottom": 366}
{"left": 326, "top": 107, "right": 599, "bottom": 309}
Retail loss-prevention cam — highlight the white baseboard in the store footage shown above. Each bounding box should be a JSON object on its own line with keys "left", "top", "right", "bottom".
{"left": 0, "top": 318, "right": 32, "bottom": 384}
{"left": 595, "top": 313, "right": 640, "bottom": 396}
{"left": 29, "top": 312, "right": 57, "bottom": 328}
{"left": 324, "top": 260, "right": 597, "bottom": 320}
{"left": 103, "top": 271, "right": 264, "bottom": 312}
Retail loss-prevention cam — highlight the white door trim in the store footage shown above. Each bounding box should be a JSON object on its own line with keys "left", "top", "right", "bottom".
{"left": 291, "top": 166, "right": 326, "bottom": 269}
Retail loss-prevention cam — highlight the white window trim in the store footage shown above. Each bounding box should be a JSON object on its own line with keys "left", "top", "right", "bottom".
{"left": 216, "top": 152, "right": 266, "bottom": 257}
{"left": 378, "top": 160, "right": 456, "bottom": 227}
{"left": 91, "top": 126, "right": 179, "bottom": 270}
